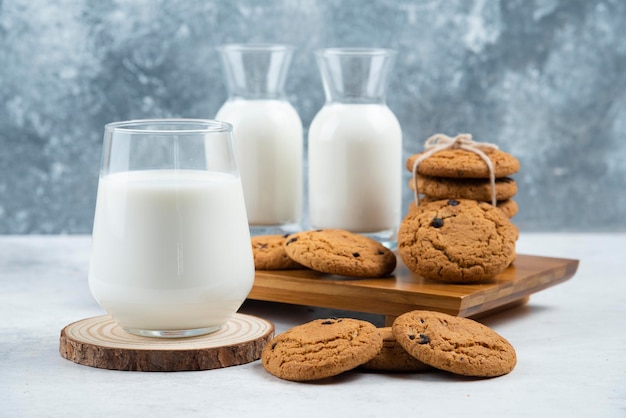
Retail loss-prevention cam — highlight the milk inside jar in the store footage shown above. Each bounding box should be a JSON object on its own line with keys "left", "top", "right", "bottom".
{"left": 216, "top": 44, "right": 303, "bottom": 234}
{"left": 308, "top": 48, "right": 402, "bottom": 247}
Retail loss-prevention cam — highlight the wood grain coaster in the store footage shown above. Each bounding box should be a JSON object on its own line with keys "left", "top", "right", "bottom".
{"left": 59, "top": 313, "right": 274, "bottom": 372}
{"left": 249, "top": 254, "right": 579, "bottom": 323}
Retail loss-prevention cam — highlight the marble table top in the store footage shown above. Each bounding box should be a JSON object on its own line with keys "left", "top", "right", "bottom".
{"left": 1, "top": 233, "right": 625, "bottom": 417}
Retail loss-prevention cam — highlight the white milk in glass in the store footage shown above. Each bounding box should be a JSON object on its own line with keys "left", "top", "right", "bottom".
{"left": 216, "top": 99, "right": 302, "bottom": 226}
{"left": 308, "top": 103, "right": 402, "bottom": 233}
{"left": 88, "top": 169, "right": 254, "bottom": 332}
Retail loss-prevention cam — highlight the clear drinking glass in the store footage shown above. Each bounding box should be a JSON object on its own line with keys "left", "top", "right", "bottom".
{"left": 308, "top": 48, "right": 402, "bottom": 248}
{"left": 88, "top": 119, "right": 254, "bottom": 338}
{"left": 216, "top": 43, "right": 303, "bottom": 235}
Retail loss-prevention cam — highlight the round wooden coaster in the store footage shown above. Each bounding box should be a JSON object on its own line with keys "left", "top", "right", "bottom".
{"left": 59, "top": 313, "right": 274, "bottom": 372}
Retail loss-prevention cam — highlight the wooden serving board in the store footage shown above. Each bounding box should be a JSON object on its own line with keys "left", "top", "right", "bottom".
{"left": 59, "top": 313, "right": 274, "bottom": 372}
{"left": 248, "top": 254, "right": 578, "bottom": 323}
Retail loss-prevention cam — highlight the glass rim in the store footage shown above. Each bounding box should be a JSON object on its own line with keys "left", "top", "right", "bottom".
{"left": 217, "top": 43, "right": 294, "bottom": 53}
{"left": 104, "top": 119, "right": 233, "bottom": 134}
{"left": 316, "top": 47, "right": 397, "bottom": 57}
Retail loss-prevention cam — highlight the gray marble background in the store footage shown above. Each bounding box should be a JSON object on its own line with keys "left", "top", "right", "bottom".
{"left": 1, "top": 0, "right": 625, "bottom": 234}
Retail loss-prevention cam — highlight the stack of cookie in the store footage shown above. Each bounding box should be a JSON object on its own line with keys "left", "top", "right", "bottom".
{"left": 399, "top": 135, "right": 521, "bottom": 283}
{"left": 251, "top": 229, "right": 397, "bottom": 277}
{"left": 261, "top": 310, "right": 517, "bottom": 382}
{"left": 405, "top": 141, "right": 521, "bottom": 220}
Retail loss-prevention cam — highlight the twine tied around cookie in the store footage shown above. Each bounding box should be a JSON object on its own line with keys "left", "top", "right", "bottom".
{"left": 411, "top": 133, "right": 499, "bottom": 206}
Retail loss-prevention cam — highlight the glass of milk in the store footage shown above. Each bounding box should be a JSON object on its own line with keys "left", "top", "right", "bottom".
{"left": 88, "top": 119, "right": 254, "bottom": 338}
{"left": 216, "top": 43, "right": 303, "bottom": 236}
{"left": 308, "top": 48, "right": 402, "bottom": 248}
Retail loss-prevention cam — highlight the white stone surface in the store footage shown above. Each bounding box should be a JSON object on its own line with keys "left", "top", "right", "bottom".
{"left": 1, "top": 234, "right": 625, "bottom": 417}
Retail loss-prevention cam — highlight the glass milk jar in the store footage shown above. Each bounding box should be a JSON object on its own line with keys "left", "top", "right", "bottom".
{"left": 308, "top": 48, "right": 402, "bottom": 247}
{"left": 216, "top": 44, "right": 303, "bottom": 234}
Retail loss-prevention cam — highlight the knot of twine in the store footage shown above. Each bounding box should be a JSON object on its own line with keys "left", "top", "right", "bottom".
{"left": 411, "top": 133, "right": 499, "bottom": 207}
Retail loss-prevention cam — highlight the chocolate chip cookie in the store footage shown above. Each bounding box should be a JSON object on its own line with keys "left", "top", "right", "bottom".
{"left": 360, "top": 327, "right": 431, "bottom": 372}
{"left": 409, "top": 175, "right": 518, "bottom": 202}
{"left": 398, "top": 199, "right": 517, "bottom": 282}
{"left": 392, "top": 310, "right": 517, "bottom": 377}
{"left": 262, "top": 318, "right": 383, "bottom": 381}
{"left": 406, "top": 147, "right": 520, "bottom": 178}
{"left": 251, "top": 234, "right": 304, "bottom": 270}
{"left": 284, "top": 229, "right": 397, "bottom": 277}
